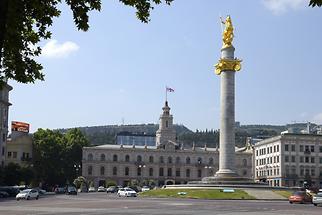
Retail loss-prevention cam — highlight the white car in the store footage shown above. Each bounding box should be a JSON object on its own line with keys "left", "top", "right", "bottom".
{"left": 117, "top": 187, "right": 137, "bottom": 197}
{"left": 313, "top": 192, "right": 322, "bottom": 206}
{"left": 141, "top": 186, "right": 150, "bottom": 192}
{"left": 16, "top": 189, "right": 39, "bottom": 200}
{"left": 97, "top": 186, "right": 106, "bottom": 192}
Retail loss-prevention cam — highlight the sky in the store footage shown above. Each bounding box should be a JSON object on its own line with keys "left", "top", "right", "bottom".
{"left": 7, "top": 0, "right": 322, "bottom": 133}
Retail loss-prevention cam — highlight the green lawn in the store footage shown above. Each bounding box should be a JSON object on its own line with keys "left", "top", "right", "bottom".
{"left": 139, "top": 189, "right": 255, "bottom": 200}
{"left": 273, "top": 190, "right": 292, "bottom": 198}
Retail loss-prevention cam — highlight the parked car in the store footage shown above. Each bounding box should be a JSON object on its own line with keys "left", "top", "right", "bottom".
{"left": 0, "top": 191, "right": 9, "bottom": 198}
{"left": 117, "top": 187, "right": 137, "bottom": 197}
{"left": 16, "top": 189, "right": 39, "bottom": 200}
{"left": 88, "top": 187, "right": 96, "bottom": 192}
{"left": 55, "top": 187, "right": 66, "bottom": 194}
{"left": 141, "top": 186, "right": 150, "bottom": 192}
{"left": 313, "top": 192, "right": 322, "bottom": 206}
{"left": 289, "top": 191, "right": 312, "bottom": 204}
{"left": 97, "top": 186, "right": 106, "bottom": 192}
{"left": 33, "top": 187, "right": 46, "bottom": 195}
{"left": 66, "top": 186, "right": 77, "bottom": 195}
{"left": 0, "top": 187, "right": 20, "bottom": 197}
{"left": 106, "top": 186, "right": 118, "bottom": 193}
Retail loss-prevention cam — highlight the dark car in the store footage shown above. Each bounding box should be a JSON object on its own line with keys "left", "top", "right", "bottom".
{"left": 0, "top": 191, "right": 9, "bottom": 198}
{"left": 55, "top": 187, "right": 66, "bottom": 194}
{"left": 0, "top": 187, "right": 20, "bottom": 197}
{"left": 289, "top": 191, "right": 312, "bottom": 204}
{"left": 106, "top": 186, "right": 119, "bottom": 193}
{"left": 66, "top": 186, "right": 77, "bottom": 195}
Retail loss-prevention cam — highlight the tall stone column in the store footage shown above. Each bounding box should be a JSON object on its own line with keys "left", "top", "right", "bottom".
{"left": 215, "top": 46, "right": 238, "bottom": 178}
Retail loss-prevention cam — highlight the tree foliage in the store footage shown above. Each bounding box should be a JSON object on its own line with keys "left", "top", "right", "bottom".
{"left": 310, "top": 0, "right": 322, "bottom": 7}
{"left": 0, "top": 0, "right": 173, "bottom": 88}
{"left": 32, "top": 128, "right": 89, "bottom": 187}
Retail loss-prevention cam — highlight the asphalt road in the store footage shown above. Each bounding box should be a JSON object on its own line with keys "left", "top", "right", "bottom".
{"left": 0, "top": 192, "right": 321, "bottom": 215}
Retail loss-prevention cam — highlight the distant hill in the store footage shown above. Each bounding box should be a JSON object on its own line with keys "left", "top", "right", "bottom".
{"left": 57, "top": 124, "right": 192, "bottom": 146}
{"left": 57, "top": 123, "right": 320, "bottom": 147}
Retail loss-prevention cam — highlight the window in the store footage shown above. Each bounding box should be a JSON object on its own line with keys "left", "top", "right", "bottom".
{"left": 186, "top": 169, "right": 190, "bottom": 178}
{"left": 277, "top": 145, "right": 279, "bottom": 152}
{"left": 100, "top": 154, "right": 106, "bottom": 161}
{"left": 160, "top": 156, "right": 164, "bottom": 163}
{"left": 137, "top": 155, "right": 142, "bottom": 162}
{"left": 88, "top": 166, "right": 92, "bottom": 175}
{"left": 88, "top": 153, "right": 93, "bottom": 161}
{"left": 285, "top": 145, "right": 289, "bottom": 151}
{"left": 113, "top": 167, "right": 117, "bottom": 175}
{"left": 291, "top": 156, "right": 295, "bottom": 163}
{"left": 186, "top": 157, "right": 191, "bottom": 164}
{"left": 100, "top": 166, "right": 105, "bottom": 175}
{"left": 149, "top": 168, "right": 153, "bottom": 177}
{"left": 197, "top": 157, "right": 202, "bottom": 164}
{"left": 149, "top": 156, "right": 154, "bottom": 163}
{"left": 300, "top": 156, "right": 304, "bottom": 163}
{"left": 285, "top": 156, "right": 289, "bottom": 162}
{"left": 256, "top": 150, "right": 258, "bottom": 156}
{"left": 311, "top": 168, "right": 315, "bottom": 176}
{"left": 1, "top": 147, "right": 4, "bottom": 156}
{"left": 7, "top": 151, "right": 12, "bottom": 158}
{"left": 311, "top": 157, "right": 315, "bottom": 163}
{"left": 159, "top": 168, "right": 164, "bottom": 176}
{"left": 209, "top": 158, "right": 214, "bottom": 165}
{"left": 311, "top": 145, "right": 315, "bottom": 152}
{"left": 176, "top": 157, "right": 180, "bottom": 164}
{"left": 166, "top": 121, "right": 168, "bottom": 128}
{"left": 291, "top": 145, "right": 295, "bottom": 152}
{"left": 320, "top": 157, "right": 322, "bottom": 164}
{"left": 167, "top": 168, "right": 172, "bottom": 176}
{"left": 277, "top": 156, "right": 279, "bottom": 163}
{"left": 320, "top": 146, "right": 322, "bottom": 153}
{"left": 125, "top": 155, "right": 130, "bottom": 162}
{"left": 305, "top": 145, "right": 309, "bottom": 152}
{"left": 168, "top": 157, "right": 172, "bottom": 164}
{"left": 113, "top": 154, "right": 118, "bottom": 162}
{"left": 176, "top": 168, "right": 180, "bottom": 177}
{"left": 243, "top": 170, "right": 247, "bottom": 176}
{"left": 274, "top": 146, "right": 276, "bottom": 152}
{"left": 300, "top": 145, "right": 304, "bottom": 152}
{"left": 300, "top": 168, "right": 304, "bottom": 176}
{"left": 305, "top": 157, "right": 309, "bottom": 163}
{"left": 2, "top": 134, "right": 5, "bottom": 142}
{"left": 198, "top": 169, "right": 202, "bottom": 178}
{"left": 125, "top": 167, "right": 129, "bottom": 176}
{"left": 137, "top": 167, "right": 141, "bottom": 176}
{"left": 13, "top": 152, "right": 17, "bottom": 159}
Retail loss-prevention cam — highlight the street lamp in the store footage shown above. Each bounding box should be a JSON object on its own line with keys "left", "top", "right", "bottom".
{"left": 74, "top": 164, "right": 81, "bottom": 177}
{"left": 138, "top": 164, "right": 146, "bottom": 185}
{"left": 204, "top": 165, "right": 213, "bottom": 177}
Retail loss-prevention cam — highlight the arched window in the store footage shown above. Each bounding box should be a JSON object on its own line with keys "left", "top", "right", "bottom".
{"left": 209, "top": 158, "right": 214, "bottom": 165}
{"left": 168, "top": 156, "right": 172, "bottom": 164}
{"left": 186, "top": 157, "right": 191, "bottom": 164}
{"left": 160, "top": 156, "right": 164, "bottom": 163}
{"left": 243, "top": 159, "right": 247, "bottom": 167}
{"left": 176, "top": 157, "right": 180, "bottom": 164}
{"left": 100, "top": 154, "right": 106, "bottom": 161}
{"left": 137, "top": 155, "right": 142, "bottom": 162}
{"left": 125, "top": 155, "right": 130, "bottom": 162}
{"left": 113, "top": 154, "right": 118, "bottom": 162}
{"left": 149, "top": 168, "right": 153, "bottom": 176}
{"left": 100, "top": 166, "right": 105, "bottom": 175}
{"left": 125, "top": 167, "right": 129, "bottom": 176}
{"left": 113, "top": 167, "right": 117, "bottom": 175}
{"left": 149, "top": 156, "right": 154, "bottom": 163}
{"left": 197, "top": 157, "right": 202, "bottom": 164}
{"left": 186, "top": 169, "right": 190, "bottom": 178}
{"left": 88, "top": 166, "right": 92, "bottom": 175}
{"left": 88, "top": 153, "right": 93, "bottom": 161}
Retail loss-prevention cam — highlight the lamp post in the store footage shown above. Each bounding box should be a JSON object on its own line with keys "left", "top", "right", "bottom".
{"left": 204, "top": 166, "right": 213, "bottom": 177}
{"left": 74, "top": 164, "right": 81, "bottom": 177}
{"left": 138, "top": 164, "right": 146, "bottom": 186}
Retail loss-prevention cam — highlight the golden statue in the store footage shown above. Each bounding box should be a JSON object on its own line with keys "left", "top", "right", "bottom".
{"left": 222, "top": 16, "right": 234, "bottom": 48}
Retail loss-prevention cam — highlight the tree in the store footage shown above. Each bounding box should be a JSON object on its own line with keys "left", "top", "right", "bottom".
{"left": 0, "top": 0, "right": 173, "bottom": 88}
{"left": 310, "top": 0, "right": 322, "bottom": 7}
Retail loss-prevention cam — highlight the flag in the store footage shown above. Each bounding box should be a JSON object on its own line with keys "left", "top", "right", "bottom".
{"left": 166, "top": 87, "right": 174, "bottom": 92}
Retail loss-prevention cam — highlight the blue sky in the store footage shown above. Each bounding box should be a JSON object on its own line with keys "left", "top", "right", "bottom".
{"left": 8, "top": 0, "right": 322, "bottom": 132}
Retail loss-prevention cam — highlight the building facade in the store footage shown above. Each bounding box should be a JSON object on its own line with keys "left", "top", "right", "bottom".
{"left": 82, "top": 101, "right": 253, "bottom": 187}
{"left": 5, "top": 131, "right": 33, "bottom": 167}
{"left": 116, "top": 131, "right": 155, "bottom": 146}
{"left": 254, "top": 133, "right": 322, "bottom": 188}
{"left": 0, "top": 83, "right": 12, "bottom": 166}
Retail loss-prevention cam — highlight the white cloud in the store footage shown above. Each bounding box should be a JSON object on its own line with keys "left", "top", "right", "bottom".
{"left": 42, "top": 40, "right": 79, "bottom": 58}
{"left": 313, "top": 113, "right": 322, "bottom": 124}
{"left": 262, "top": 0, "right": 307, "bottom": 14}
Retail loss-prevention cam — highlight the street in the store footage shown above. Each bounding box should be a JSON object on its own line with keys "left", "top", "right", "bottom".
{"left": 0, "top": 192, "right": 321, "bottom": 215}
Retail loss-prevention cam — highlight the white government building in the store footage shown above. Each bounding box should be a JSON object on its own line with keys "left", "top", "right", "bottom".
{"left": 82, "top": 101, "right": 253, "bottom": 187}
{"left": 254, "top": 133, "right": 322, "bottom": 188}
